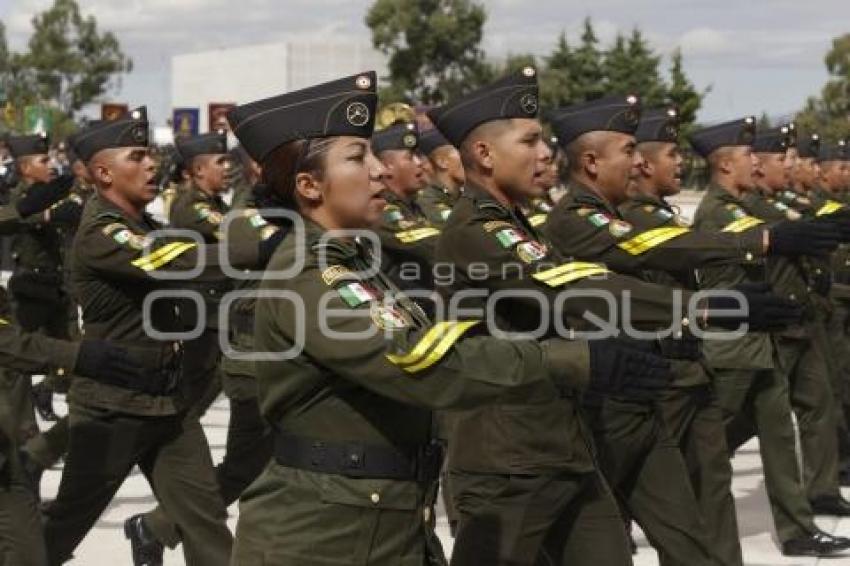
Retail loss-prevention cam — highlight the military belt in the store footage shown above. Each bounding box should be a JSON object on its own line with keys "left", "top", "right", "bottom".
{"left": 87, "top": 341, "right": 182, "bottom": 396}
{"left": 273, "top": 432, "right": 443, "bottom": 482}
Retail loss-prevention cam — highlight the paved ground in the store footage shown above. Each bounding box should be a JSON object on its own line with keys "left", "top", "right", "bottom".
{"left": 32, "top": 395, "right": 850, "bottom": 566}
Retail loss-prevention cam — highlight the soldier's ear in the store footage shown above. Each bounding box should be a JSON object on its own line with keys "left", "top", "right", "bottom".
{"left": 638, "top": 155, "right": 653, "bottom": 178}
{"left": 582, "top": 149, "right": 599, "bottom": 177}
{"left": 294, "top": 171, "right": 322, "bottom": 203}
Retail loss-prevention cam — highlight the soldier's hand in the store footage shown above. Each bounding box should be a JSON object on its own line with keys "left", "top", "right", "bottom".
{"left": 769, "top": 219, "right": 840, "bottom": 256}
{"left": 588, "top": 337, "right": 672, "bottom": 401}
{"left": 15, "top": 174, "right": 74, "bottom": 218}
{"left": 74, "top": 340, "right": 145, "bottom": 384}
{"left": 813, "top": 215, "right": 850, "bottom": 244}
{"left": 706, "top": 282, "right": 803, "bottom": 331}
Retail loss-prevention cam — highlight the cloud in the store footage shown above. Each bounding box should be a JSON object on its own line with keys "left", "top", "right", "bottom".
{"left": 678, "top": 27, "right": 735, "bottom": 57}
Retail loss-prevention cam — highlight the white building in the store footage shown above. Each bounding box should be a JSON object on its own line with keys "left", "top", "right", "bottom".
{"left": 171, "top": 39, "right": 388, "bottom": 133}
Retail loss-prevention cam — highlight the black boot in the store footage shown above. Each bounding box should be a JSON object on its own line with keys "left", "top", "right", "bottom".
{"left": 124, "top": 515, "right": 164, "bottom": 566}
{"left": 810, "top": 495, "right": 850, "bottom": 516}
{"left": 782, "top": 531, "right": 850, "bottom": 556}
{"left": 31, "top": 381, "right": 58, "bottom": 421}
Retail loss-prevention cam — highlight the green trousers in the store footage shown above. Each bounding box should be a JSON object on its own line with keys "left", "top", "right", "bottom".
{"left": 657, "top": 385, "right": 742, "bottom": 566}
{"left": 583, "top": 398, "right": 717, "bottom": 566}
{"left": 0, "top": 446, "right": 46, "bottom": 566}
{"left": 713, "top": 366, "right": 816, "bottom": 543}
{"left": 449, "top": 468, "right": 632, "bottom": 566}
{"left": 43, "top": 403, "right": 232, "bottom": 566}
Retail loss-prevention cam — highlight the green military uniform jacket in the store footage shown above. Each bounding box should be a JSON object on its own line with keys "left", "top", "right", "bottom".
{"left": 416, "top": 184, "right": 457, "bottom": 226}
{"left": 434, "top": 183, "right": 695, "bottom": 474}
{"left": 68, "top": 193, "right": 272, "bottom": 416}
{"left": 168, "top": 183, "right": 229, "bottom": 243}
{"left": 376, "top": 190, "right": 440, "bottom": 290}
{"left": 691, "top": 184, "right": 774, "bottom": 369}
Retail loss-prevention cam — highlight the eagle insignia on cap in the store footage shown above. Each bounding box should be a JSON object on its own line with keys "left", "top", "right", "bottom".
{"left": 520, "top": 93, "right": 538, "bottom": 115}
{"left": 403, "top": 133, "right": 417, "bottom": 148}
{"left": 346, "top": 102, "right": 370, "bottom": 127}
{"left": 131, "top": 125, "right": 147, "bottom": 143}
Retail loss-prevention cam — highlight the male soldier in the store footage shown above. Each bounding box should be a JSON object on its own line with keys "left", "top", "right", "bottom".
{"left": 0, "top": 291, "right": 148, "bottom": 566}
{"left": 686, "top": 117, "right": 850, "bottom": 556}
{"left": 541, "top": 98, "right": 831, "bottom": 563}
{"left": 40, "top": 108, "right": 284, "bottom": 566}
{"left": 429, "top": 68, "right": 797, "bottom": 566}
{"left": 372, "top": 122, "right": 440, "bottom": 293}
{"left": 124, "top": 130, "right": 279, "bottom": 565}
{"left": 778, "top": 132, "right": 820, "bottom": 215}
{"left": 416, "top": 128, "right": 464, "bottom": 226}
{"left": 6, "top": 133, "right": 84, "bottom": 423}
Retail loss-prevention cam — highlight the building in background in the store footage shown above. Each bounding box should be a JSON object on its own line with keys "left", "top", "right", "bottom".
{"left": 171, "top": 39, "right": 388, "bottom": 134}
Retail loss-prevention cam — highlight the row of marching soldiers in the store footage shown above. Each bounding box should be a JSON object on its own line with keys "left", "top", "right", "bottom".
{"left": 0, "top": 63, "right": 850, "bottom": 566}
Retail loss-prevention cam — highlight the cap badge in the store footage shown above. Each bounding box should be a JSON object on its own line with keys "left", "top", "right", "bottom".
{"left": 346, "top": 102, "right": 370, "bottom": 127}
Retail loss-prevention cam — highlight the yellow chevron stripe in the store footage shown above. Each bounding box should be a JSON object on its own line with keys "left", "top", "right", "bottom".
{"left": 533, "top": 261, "right": 610, "bottom": 283}
{"left": 617, "top": 226, "right": 690, "bottom": 255}
{"left": 132, "top": 242, "right": 197, "bottom": 271}
{"left": 816, "top": 200, "right": 845, "bottom": 217}
{"left": 538, "top": 266, "right": 611, "bottom": 287}
{"left": 0, "top": 318, "right": 8, "bottom": 325}
{"left": 401, "top": 320, "right": 481, "bottom": 373}
{"left": 385, "top": 321, "right": 454, "bottom": 367}
{"left": 528, "top": 214, "right": 547, "bottom": 227}
{"left": 396, "top": 227, "right": 441, "bottom": 243}
{"left": 130, "top": 242, "right": 185, "bottom": 267}
{"left": 721, "top": 216, "right": 764, "bottom": 233}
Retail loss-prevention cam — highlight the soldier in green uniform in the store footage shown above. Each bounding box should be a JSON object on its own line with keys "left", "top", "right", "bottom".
{"left": 125, "top": 131, "right": 281, "bottom": 565}
{"left": 40, "top": 107, "right": 284, "bottom": 566}
{"left": 224, "top": 71, "right": 676, "bottom": 566}
{"left": 6, "top": 134, "right": 83, "bottom": 423}
{"left": 0, "top": 303, "right": 151, "bottom": 566}
{"left": 372, "top": 122, "right": 440, "bottom": 293}
{"left": 686, "top": 117, "right": 850, "bottom": 556}
{"left": 415, "top": 128, "right": 463, "bottom": 226}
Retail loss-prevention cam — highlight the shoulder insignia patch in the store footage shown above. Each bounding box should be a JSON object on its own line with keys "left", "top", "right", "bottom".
{"left": 608, "top": 219, "right": 634, "bottom": 237}
{"left": 322, "top": 264, "right": 355, "bottom": 287}
{"left": 515, "top": 240, "right": 548, "bottom": 263}
{"left": 576, "top": 207, "right": 594, "bottom": 217}
{"left": 483, "top": 220, "right": 514, "bottom": 233}
{"left": 337, "top": 281, "right": 379, "bottom": 308}
{"left": 370, "top": 303, "right": 412, "bottom": 330}
{"left": 383, "top": 205, "right": 404, "bottom": 224}
{"left": 588, "top": 212, "right": 611, "bottom": 227}
{"left": 495, "top": 227, "right": 526, "bottom": 248}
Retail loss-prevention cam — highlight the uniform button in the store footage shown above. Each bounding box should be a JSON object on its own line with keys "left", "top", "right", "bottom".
{"left": 681, "top": 317, "right": 690, "bottom": 327}
{"left": 423, "top": 507, "right": 431, "bottom": 522}
{"left": 56, "top": 367, "right": 65, "bottom": 376}
{"left": 808, "top": 287, "right": 813, "bottom": 292}
{"left": 370, "top": 492, "right": 381, "bottom": 504}
{"left": 790, "top": 294, "right": 797, "bottom": 301}
{"left": 745, "top": 252, "right": 754, "bottom": 261}
{"left": 816, "top": 268, "right": 823, "bottom": 275}
{"left": 173, "top": 343, "right": 180, "bottom": 352}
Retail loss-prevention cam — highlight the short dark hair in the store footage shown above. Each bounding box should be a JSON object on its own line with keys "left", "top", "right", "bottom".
{"left": 260, "top": 138, "right": 334, "bottom": 210}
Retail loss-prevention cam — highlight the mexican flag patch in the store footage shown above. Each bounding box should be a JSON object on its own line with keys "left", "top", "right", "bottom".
{"left": 337, "top": 282, "right": 378, "bottom": 308}
{"left": 495, "top": 228, "right": 525, "bottom": 248}
{"left": 588, "top": 213, "right": 611, "bottom": 227}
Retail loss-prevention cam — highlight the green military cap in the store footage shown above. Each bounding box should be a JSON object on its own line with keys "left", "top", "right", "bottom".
{"left": 817, "top": 139, "right": 847, "bottom": 162}
{"left": 417, "top": 128, "right": 451, "bottom": 156}
{"left": 635, "top": 106, "right": 679, "bottom": 144}
{"left": 74, "top": 107, "right": 149, "bottom": 162}
{"left": 7, "top": 132, "right": 49, "bottom": 158}
{"left": 547, "top": 94, "right": 642, "bottom": 147}
{"left": 372, "top": 121, "right": 418, "bottom": 154}
{"left": 66, "top": 120, "right": 106, "bottom": 165}
{"left": 687, "top": 116, "right": 755, "bottom": 157}
{"left": 176, "top": 130, "right": 228, "bottom": 162}
{"left": 227, "top": 71, "right": 377, "bottom": 162}
{"left": 796, "top": 132, "right": 820, "bottom": 159}
{"left": 427, "top": 66, "right": 539, "bottom": 147}
{"left": 752, "top": 125, "right": 793, "bottom": 153}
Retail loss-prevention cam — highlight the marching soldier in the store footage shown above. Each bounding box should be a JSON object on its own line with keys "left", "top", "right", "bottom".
{"left": 415, "top": 128, "right": 463, "bottom": 226}
{"left": 225, "top": 70, "right": 672, "bottom": 566}
{"left": 688, "top": 117, "right": 850, "bottom": 556}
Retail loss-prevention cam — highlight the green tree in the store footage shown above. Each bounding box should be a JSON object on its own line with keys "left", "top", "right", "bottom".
{"left": 539, "top": 31, "right": 574, "bottom": 108}
{"left": 366, "top": 0, "right": 494, "bottom": 104}
{"left": 665, "top": 48, "right": 707, "bottom": 136}
{"left": 795, "top": 33, "right": 850, "bottom": 141}
{"left": 568, "top": 17, "right": 605, "bottom": 102}
{"left": 602, "top": 34, "right": 630, "bottom": 95}
{"left": 23, "top": 0, "right": 132, "bottom": 116}
{"left": 625, "top": 29, "right": 665, "bottom": 105}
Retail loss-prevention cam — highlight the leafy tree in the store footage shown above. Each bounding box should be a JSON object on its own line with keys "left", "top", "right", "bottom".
{"left": 665, "top": 48, "right": 707, "bottom": 136}
{"left": 795, "top": 33, "right": 850, "bottom": 141}
{"left": 539, "top": 31, "right": 574, "bottom": 108}
{"left": 366, "top": 0, "right": 494, "bottom": 104}
{"left": 23, "top": 0, "right": 132, "bottom": 115}
{"left": 567, "top": 17, "right": 605, "bottom": 102}
{"left": 602, "top": 34, "right": 630, "bottom": 95}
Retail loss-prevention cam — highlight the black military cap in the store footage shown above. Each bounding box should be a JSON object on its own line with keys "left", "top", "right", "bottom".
{"left": 817, "top": 139, "right": 847, "bottom": 162}
{"left": 752, "top": 126, "right": 793, "bottom": 153}
{"left": 635, "top": 106, "right": 679, "bottom": 144}
{"left": 74, "top": 107, "right": 149, "bottom": 162}
{"left": 227, "top": 71, "right": 377, "bottom": 162}
{"left": 372, "top": 122, "right": 418, "bottom": 154}
{"left": 418, "top": 128, "right": 451, "bottom": 156}
{"left": 796, "top": 132, "right": 820, "bottom": 159}
{"left": 176, "top": 130, "right": 228, "bottom": 162}
{"left": 7, "top": 133, "right": 49, "bottom": 158}
{"left": 687, "top": 116, "right": 756, "bottom": 158}
{"left": 547, "top": 94, "right": 642, "bottom": 147}
{"left": 427, "top": 66, "right": 540, "bottom": 148}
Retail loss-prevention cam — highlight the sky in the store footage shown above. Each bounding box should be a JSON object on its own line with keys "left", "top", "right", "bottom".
{"left": 1, "top": 0, "right": 848, "bottom": 126}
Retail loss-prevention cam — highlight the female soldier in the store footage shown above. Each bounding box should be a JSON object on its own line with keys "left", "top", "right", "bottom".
{"left": 225, "top": 72, "right": 672, "bottom": 565}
